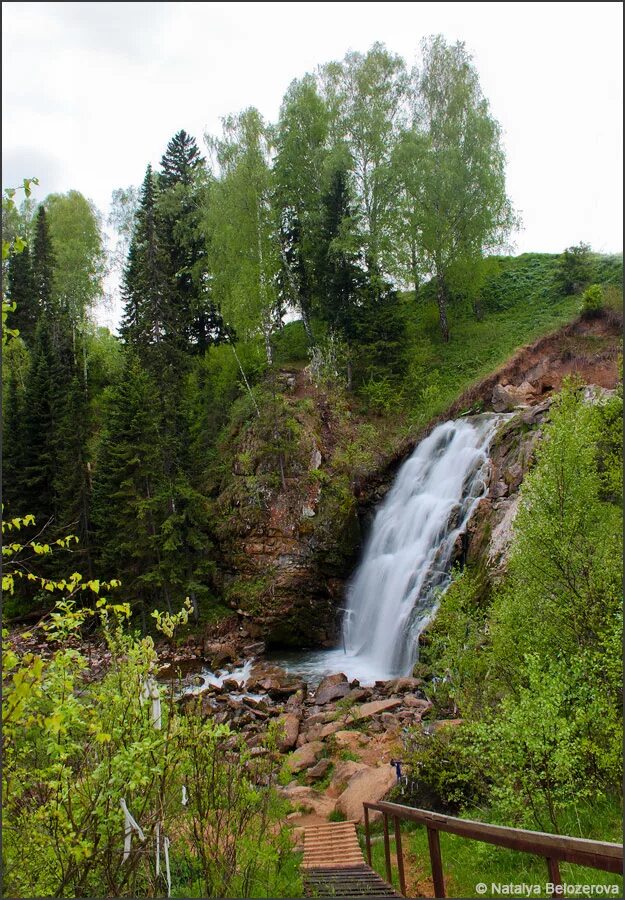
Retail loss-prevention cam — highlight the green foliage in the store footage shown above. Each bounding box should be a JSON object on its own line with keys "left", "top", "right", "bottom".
{"left": 3, "top": 597, "right": 299, "bottom": 898}
{"left": 402, "top": 724, "right": 489, "bottom": 812}
{"left": 419, "top": 381, "right": 623, "bottom": 833}
{"left": 557, "top": 241, "right": 592, "bottom": 295}
{"left": 489, "top": 382, "right": 622, "bottom": 680}
{"left": 581, "top": 282, "right": 603, "bottom": 316}
{"left": 45, "top": 189, "right": 106, "bottom": 324}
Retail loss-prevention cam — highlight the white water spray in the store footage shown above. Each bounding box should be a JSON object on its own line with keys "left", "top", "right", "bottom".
{"left": 341, "top": 415, "right": 500, "bottom": 677}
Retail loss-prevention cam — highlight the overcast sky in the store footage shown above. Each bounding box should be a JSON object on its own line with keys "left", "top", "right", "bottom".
{"left": 3, "top": 1, "right": 623, "bottom": 328}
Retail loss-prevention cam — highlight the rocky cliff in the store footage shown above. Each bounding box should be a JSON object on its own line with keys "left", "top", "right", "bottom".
{"left": 215, "top": 309, "right": 622, "bottom": 649}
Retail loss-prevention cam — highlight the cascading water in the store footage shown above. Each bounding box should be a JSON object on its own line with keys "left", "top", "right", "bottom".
{"left": 270, "top": 414, "right": 502, "bottom": 684}
{"left": 340, "top": 414, "right": 501, "bottom": 678}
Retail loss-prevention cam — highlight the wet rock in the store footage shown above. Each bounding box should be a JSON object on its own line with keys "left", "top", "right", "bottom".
{"left": 491, "top": 480, "right": 509, "bottom": 499}
{"left": 287, "top": 741, "right": 324, "bottom": 774}
{"left": 336, "top": 765, "right": 397, "bottom": 823}
{"left": 247, "top": 663, "right": 306, "bottom": 700}
{"left": 203, "top": 642, "right": 237, "bottom": 668}
{"left": 504, "top": 462, "right": 524, "bottom": 492}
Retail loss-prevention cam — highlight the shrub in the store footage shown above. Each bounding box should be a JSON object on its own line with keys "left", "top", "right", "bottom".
{"left": 2, "top": 597, "right": 297, "bottom": 898}
{"left": 581, "top": 283, "right": 604, "bottom": 317}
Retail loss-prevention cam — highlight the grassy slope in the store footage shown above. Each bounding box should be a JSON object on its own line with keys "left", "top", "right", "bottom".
{"left": 276, "top": 253, "right": 622, "bottom": 438}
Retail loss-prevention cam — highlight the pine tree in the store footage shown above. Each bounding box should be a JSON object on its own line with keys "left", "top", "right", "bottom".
{"left": 92, "top": 352, "right": 213, "bottom": 623}
{"left": 7, "top": 244, "right": 37, "bottom": 346}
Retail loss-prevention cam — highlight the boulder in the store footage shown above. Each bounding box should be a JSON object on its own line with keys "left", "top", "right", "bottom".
{"left": 246, "top": 663, "right": 306, "bottom": 700}
{"left": 380, "top": 712, "right": 400, "bottom": 731}
{"left": 383, "top": 677, "right": 423, "bottom": 695}
{"left": 314, "top": 673, "right": 349, "bottom": 705}
{"left": 277, "top": 713, "right": 300, "bottom": 752}
{"left": 203, "top": 642, "right": 236, "bottom": 668}
{"left": 336, "top": 765, "right": 397, "bottom": 823}
{"left": 279, "top": 784, "right": 336, "bottom": 818}
{"left": 305, "top": 757, "right": 333, "bottom": 783}
{"left": 492, "top": 381, "right": 538, "bottom": 413}
{"left": 327, "top": 760, "right": 369, "bottom": 797}
{"left": 287, "top": 741, "right": 324, "bottom": 774}
{"left": 403, "top": 696, "right": 433, "bottom": 715}
{"left": 319, "top": 720, "right": 343, "bottom": 739}
{"left": 334, "top": 730, "right": 369, "bottom": 753}
{"left": 351, "top": 699, "right": 402, "bottom": 722}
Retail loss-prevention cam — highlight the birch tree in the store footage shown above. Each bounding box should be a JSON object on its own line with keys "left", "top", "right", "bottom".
{"left": 205, "top": 108, "right": 280, "bottom": 366}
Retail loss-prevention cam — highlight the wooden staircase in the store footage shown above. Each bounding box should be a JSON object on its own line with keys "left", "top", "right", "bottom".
{"left": 302, "top": 822, "right": 401, "bottom": 898}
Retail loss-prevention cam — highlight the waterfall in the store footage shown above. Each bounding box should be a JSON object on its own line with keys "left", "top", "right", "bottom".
{"left": 341, "top": 414, "right": 501, "bottom": 677}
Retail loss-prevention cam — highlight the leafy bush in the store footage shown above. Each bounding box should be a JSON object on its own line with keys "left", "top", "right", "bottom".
{"left": 2, "top": 592, "right": 299, "bottom": 898}
{"left": 401, "top": 724, "right": 489, "bottom": 812}
{"left": 581, "top": 283, "right": 603, "bottom": 317}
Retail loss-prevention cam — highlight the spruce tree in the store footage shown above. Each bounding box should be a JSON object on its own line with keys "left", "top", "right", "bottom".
{"left": 2, "top": 371, "right": 25, "bottom": 516}
{"left": 158, "top": 130, "right": 225, "bottom": 353}
{"left": 31, "top": 205, "right": 55, "bottom": 317}
{"left": 7, "top": 245, "right": 37, "bottom": 346}
{"left": 120, "top": 165, "right": 173, "bottom": 362}
{"left": 19, "top": 316, "right": 58, "bottom": 525}
{"left": 160, "top": 129, "right": 204, "bottom": 188}
{"left": 92, "top": 353, "right": 165, "bottom": 619}
{"left": 317, "top": 164, "right": 364, "bottom": 345}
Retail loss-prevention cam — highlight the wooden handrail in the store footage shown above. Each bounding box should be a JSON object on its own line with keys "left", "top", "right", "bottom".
{"left": 363, "top": 800, "right": 623, "bottom": 899}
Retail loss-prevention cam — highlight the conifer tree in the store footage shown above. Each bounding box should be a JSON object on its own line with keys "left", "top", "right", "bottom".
{"left": 120, "top": 165, "right": 173, "bottom": 361}
{"left": 317, "top": 163, "right": 364, "bottom": 344}
{"left": 19, "top": 316, "right": 58, "bottom": 524}
{"left": 31, "top": 205, "right": 55, "bottom": 317}
{"left": 2, "top": 371, "right": 25, "bottom": 516}
{"left": 160, "top": 129, "right": 204, "bottom": 188}
{"left": 158, "top": 130, "right": 225, "bottom": 353}
{"left": 6, "top": 244, "right": 37, "bottom": 345}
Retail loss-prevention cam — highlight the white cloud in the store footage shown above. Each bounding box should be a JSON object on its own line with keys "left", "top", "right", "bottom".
{"left": 3, "top": 0, "right": 623, "bottom": 327}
